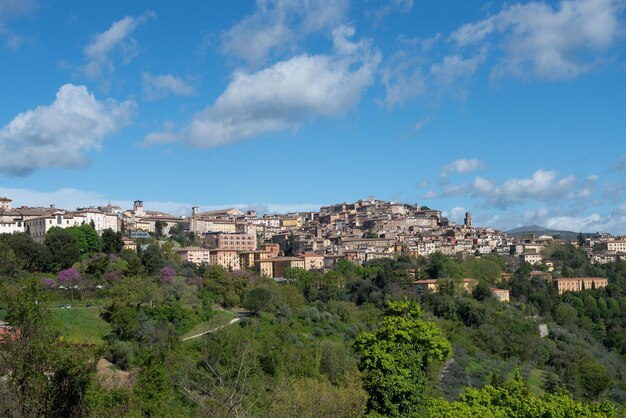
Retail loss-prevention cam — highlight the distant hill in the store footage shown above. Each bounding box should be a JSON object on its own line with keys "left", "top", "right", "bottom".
{"left": 506, "top": 225, "right": 594, "bottom": 241}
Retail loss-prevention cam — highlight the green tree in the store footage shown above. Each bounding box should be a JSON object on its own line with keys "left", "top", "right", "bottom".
{"left": 142, "top": 244, "right": 164, "bottom": 274}
{"left": 270, "top": 373, "right": 367, "bottom": 418}
{"left": 154, "top": 221, "right": 167, "bottom": 238}
{"left": 0, "top": 241, "right": 19, "bottom": 277}
{"left": 353, "top": 299, "right": 452, "bottom": 416}
{"left": 425, "top": 372, "right": 616, "bottom": 417}
{"left": 102, "top": 228, "right": 124, "bottom": 253}
{"left": 0, "top": 232, "right": 52, "bottom": 272}
{"left": 80, "top": 223, "right": 101, "bottom": 253}
{"left": 44, "top": 227, "right": 81, "bottom": 270}
{"left": 577, "top": 232, "right": 586, "bottom": 247}
{"left": 243, "top": 287, "right": 272, "bottom": 314}
{"left": 472, "top": 281, "right": 492, "bottom": 301}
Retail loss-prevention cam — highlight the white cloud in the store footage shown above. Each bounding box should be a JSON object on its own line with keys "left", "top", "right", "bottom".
{"left": 379, "top": 48, "right": 485, "bottom": 108}
{"left": 0, "top": 84, "right": 135, "bottom": 176}
{"left": 371, "top": 0, "right": 414, "bottom": 25}
{"left": 444, "top": 206, "right": 468, "bottom": 224}
{"left": 222, "top": 0, "right": 349, "bottom": 67}
{"left": 188, "top": 26, "right": 381, "bottom": 147}
{"left": 142, "top": 72, "right": 194, "bottom": 100}
{"left": 0, "top": 0, "right": 37, "bottom": 48}
{"left": 141, "top": 131, "right": 181, "bottom": 147}
{"left": 429, "top": 51, "right": 486, "bottom": 98}
{"left": 82, "top": 11, "right": 155, "bottom": 80}
{"left": 539, "top": 205, "right": 626, "bottom": 234}
{"left": 451, "top": 0, "right": 625, "bottom": 80}
{"left": 471, "top": 169, "right": 578, "bottom": 207}
{"left": 440, "top": 158, "right": 485, "bottom": 177}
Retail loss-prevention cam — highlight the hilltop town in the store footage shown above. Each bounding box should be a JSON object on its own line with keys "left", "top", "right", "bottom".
{"left": 1, "top": 195, "right": 624, "bottom": 278}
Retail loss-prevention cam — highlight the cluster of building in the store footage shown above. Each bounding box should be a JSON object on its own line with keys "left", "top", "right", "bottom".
{"left": 0, "top": 196, "right": 621, "bottom": 290}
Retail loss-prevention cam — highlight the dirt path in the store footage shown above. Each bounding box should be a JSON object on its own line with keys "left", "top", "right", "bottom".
{"left": 181, "top": 317, "right": 240, "bottom": 341}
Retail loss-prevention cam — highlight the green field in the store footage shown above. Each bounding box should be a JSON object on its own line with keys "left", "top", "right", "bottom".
{"left": 50, "top": 307, "right": 111, "bottom": 344}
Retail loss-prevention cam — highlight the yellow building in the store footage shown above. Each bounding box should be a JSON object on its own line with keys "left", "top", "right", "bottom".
{"left": 413, "top": 278, "right": 478, "bottom": 295}
{"left": 490, "top": 288, "right": 510, "bottom": 302}
{"left": 209, "top": 249, "right": 241, "bottom": 271}
{"left": 255, "top": 256, "right": 305, "bottom": 278}
{"left": 554, "top": 277, "right": 607, "bottom": 295}
{"left": 281, "top": 217, "right": 302, "bottom": 229}
{"left": 239, "top": 250, "right": 271, "bottom": 269}
{"left": 301, "top": 253, "right": 324, "bottom": 271}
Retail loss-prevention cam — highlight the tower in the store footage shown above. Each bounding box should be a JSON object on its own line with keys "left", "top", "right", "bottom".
{"left": 464, "top": 212, "right": 472, "bottom": 227}
{"left": 0, "top": 197, "right": 12, "bottom": 210}
{"left": 133, "top": 200, "right": 144, "bottom": 215}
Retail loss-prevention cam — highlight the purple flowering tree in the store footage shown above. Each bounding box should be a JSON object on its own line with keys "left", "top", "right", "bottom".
{"left": 58, "top": 268, "right": 81, "bottom": 301}
{"left": 159, "top": 266, "right": 176, "bottom": 285}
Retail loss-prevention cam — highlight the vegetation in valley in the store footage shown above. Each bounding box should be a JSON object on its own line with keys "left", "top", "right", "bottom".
{"left": 0, "top": 227, "right": 625, "bottom": 416}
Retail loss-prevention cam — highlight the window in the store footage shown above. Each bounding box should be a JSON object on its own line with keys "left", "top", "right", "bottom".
{"left": 56, "top": 216, "right": 62, "bottom": 225}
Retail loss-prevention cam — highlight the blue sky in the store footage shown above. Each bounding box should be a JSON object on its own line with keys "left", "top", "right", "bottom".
{"left": 0, "top": 0, "right": 625, "bottom": 233}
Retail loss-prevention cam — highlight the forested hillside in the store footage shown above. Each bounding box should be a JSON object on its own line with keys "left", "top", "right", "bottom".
{"left": 0, "top": 228, "right": 624, "bottom": 416}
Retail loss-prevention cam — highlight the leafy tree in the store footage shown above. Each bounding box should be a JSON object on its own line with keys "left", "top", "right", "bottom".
{"left": 353, "top": 299, "right": 452, "bottom": 416}
{"left": 243, "top": 287, "right": 272, "bottom": 314}
{"left": 427, "top": 252, "right": 448, "bottom": 279}
{"left": 270, "top": 373, "right": 367, "bottom": 418}
{"left": 426, "top": 372, "right": 616, "bottom": 417}
{"left": 0, "top": 241, "right": 19, "bottom": 277}
{"left": 102, "top": 228, "right": 124, "bottom": 253}
{"left": 120, "top": 248, "right": 145, "bottom": 276}
{"left": 554, "top": 303, "right": 578, "bottom": 326}
{"left": 154, "top": 221, "right": 167, "bottom": 238}
{"left": 0, "top": 232, "right": 52, "bottom": 272}
{"left": 44, "top": 227, "right": 81, "bottom": 270}
{"left": 65, "top": 224, "right": 101, "bottom": 253}
{"left": 80, "top": 223, "right": 101, "bottom": 253}
{"left": 472, "top": 281, "right": 492, "bottom": 301}
{"left": 577, "top": 232, "right": 586, "bottom": 247}
{"left": 142, "top": 244, "right": 164, "bottom": 274}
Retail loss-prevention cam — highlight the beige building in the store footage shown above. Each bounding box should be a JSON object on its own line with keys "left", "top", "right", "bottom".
{"left": 554, "top": 277, "right": 608, "bottom": 294}
{"left": 122, "top": 237, "right": 137, "bottom": 252}
{"left": 490, "top": 288, "right": 510, "bottom": 302}
{"left": 205, "top": 233, "right": 256, "bottom": 251}
{"left": 176, "top": 246, "right": 211, "bottom": 265}
{"left": 191, "top": 219, "right": 238, "bottom": 234}
{"left": 239, "top": 250, "right": 271, "bottom": 269}
{"left": 413, "top": 278, "right": 478, "bottom": 295}
{"left": 255, "top": 256, "right": 305, "bottom": 278}
{"left": 520, "top": 252, "right": 543, "bottom": 265}
{"left": 281, "top": 217, "right": 302, "bottom": 229}
{"left": 301, "top": 253, "right": 324, "bottom": 271}
{"left": 607, "top": 240, "right": 626, "bottom": 253}
{"left": 25, "top": 212, "right": 86, "bottom": 243}
{"left": 209, "top": 249, "right": 241, "bottom": 270}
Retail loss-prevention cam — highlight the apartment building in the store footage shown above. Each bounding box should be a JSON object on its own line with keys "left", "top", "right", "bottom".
{"left": 205, "top": 233, "right": 256, "bottom": 251}
{"left": 209, "top": 249, "right": 241, "bottom": 271}
{"left": 176, "top": 246, "right": 211, "bottom": 265}
{"left": 554, "top": 277, "right": 608, "bottom": 294}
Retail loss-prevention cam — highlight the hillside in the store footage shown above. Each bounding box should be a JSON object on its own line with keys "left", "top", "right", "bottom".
{"left": 506, "top": 225, "right": 594, "bottom": 241}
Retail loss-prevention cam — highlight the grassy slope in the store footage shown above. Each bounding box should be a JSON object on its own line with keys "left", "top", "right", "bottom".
{"left": 50, "top": 307, "right": 111, "bottom": 344}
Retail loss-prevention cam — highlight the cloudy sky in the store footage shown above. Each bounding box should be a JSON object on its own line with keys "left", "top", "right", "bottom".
{"left": 0, "top": 0, "right": 625, "bottom": 233}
